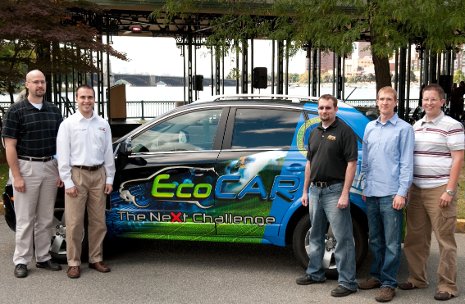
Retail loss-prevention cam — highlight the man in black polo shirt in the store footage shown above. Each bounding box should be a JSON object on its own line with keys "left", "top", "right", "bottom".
{"left": 2, "top": 69, "right": 63, "bottom": 278}
{"left": 296, "top": 94, "right": 358, "bottom": 297}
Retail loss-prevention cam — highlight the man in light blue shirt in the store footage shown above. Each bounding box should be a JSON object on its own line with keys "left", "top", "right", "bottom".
{"left": 358, "top": 86, "right": 414, "bottom": 303}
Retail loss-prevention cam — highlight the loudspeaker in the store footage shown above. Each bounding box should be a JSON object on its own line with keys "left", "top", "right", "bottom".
{"left": 253, "top": 67, "right": 267, "bottom": 89}
{"left": 439, "top": 75, "right": 453, "bottom": 94}
{"left": 193, "top": 75, "right": 203, "bottom": 91}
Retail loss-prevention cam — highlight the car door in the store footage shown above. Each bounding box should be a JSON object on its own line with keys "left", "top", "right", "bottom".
{"left": 213, "top": 105, "right": 308, "bottom": 240}
{"left": 108, "top": 107, "right": 227, "bottom": 239}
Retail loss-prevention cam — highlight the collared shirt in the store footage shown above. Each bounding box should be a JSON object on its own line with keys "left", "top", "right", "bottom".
{"left": 307, "top": 117, "right": 358, "bottom": 182}
{"left": 413, "top": 111, "right": 465, "bottom": 188}
{"left": 56, "top": 111, "right": 116, "bottom": 189}
{"left": 1, "top": 99, "right": 62, "bottom": 157}
{"left": 362, "top": 113, "right": 414, "bottom": 197}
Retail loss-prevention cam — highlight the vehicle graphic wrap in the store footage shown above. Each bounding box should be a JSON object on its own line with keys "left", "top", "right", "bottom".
{"left": 214, "top": 150, "right": 291, "bottom": 239}
{"left": 264, "top": 112, "right": 319, "bottom": 243}
{"left": 106, "top": 104, "right": 369, "bottom": 246}
{"left": 107, "top": 150, "right": 303, "bottom": 243}
{"left": 118, "top": 166, "right": 217, "bottom": 209}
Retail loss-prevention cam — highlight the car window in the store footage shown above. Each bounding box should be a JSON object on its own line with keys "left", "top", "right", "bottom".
{"left": 231, "top": 108, "right": 301, "bottom": 149}
{"left": 131, "top": 109, "right": 222, "bottom": 152}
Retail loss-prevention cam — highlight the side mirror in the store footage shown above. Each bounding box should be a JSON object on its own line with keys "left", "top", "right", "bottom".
{"left": 119, "top": 137, "right": 132, "bottom": 155}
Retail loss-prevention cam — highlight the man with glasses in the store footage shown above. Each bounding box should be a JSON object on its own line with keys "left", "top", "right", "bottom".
{"left": 2, "top": 69, "right": 63, "bottom": 278}
{"left": 400, "top": 84, "right": 464, "bottom": 301}
{"left": 296, "top": 94, "right": 358, "bottom": 297}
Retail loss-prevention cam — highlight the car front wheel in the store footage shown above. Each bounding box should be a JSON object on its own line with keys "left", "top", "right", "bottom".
{"left": 50, "top": 208, "right": 67, "bottom": 263}
{"left": 292, "top": 213, "right": 368, "bottom": 279}
{"left": 50, "top": 209, "right": 88, "bottom": 263}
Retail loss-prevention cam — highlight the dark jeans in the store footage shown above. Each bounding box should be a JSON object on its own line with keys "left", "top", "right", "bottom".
{"left": 366, "top": 195, "right": 403, "bottom": 288}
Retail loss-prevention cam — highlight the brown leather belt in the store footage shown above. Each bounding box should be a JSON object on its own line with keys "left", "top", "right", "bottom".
{"left": 73, "top": 164, "right": 103, "bottom": 171}
{"left": 18, "top": 155, "right": 54, "bottom": 162}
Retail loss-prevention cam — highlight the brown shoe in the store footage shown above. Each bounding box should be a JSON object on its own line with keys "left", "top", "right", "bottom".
{"left": 358, "top": 277, "right": 382, "bottom": 290}
{"left": 67, "top": 266, "right": 80, "bottom": 279}
{"left": 375, "top": 287, "right": 395, "bottom": 302}
{"left": 398, "top": 281, "right": 417, "bottom": 290}
{"left": 434, "top": 291, "right": 454, "bottom": 301}
{"left": 89, "top": 261, "right": 111, "bottom": 273}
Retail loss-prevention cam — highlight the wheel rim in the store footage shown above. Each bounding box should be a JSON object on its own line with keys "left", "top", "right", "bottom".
{"left": 50, "top": 210, "right": 66, "bottom": 256}
{"left": 304, "top": 227, "right": 337, "bottom": 270}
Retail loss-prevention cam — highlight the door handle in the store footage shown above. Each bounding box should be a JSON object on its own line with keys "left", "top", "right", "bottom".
{"left": 285, "top": 164, "right": 305, "bottom": 172}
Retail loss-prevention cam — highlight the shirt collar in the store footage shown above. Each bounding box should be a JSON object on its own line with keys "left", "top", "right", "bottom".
{"left": 376, "top": 113, "right": 399, "bottom": 126}
{"left": 25, "top": 99, "right": 46, "bottom": 110}
{"left": 420, "top": 111, "right": 444, "bottom": 126}
{"left": 318, "top": 117, "right": 339, "bottom": 130}
{"left": 76, "top": 110, "right": 95, "bottom": 121}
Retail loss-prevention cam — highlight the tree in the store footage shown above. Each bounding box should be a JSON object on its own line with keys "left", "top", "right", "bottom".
{"left": 156, "top": 0, "right": 465, "bottom": 92}
{"left": 454, "top": 70, "right": 465, "bottom": 83}
{"left": 0, "top": 0, "right": 127, "bottom": 103}
{"left": 273, "top": 0, "right": 465, "bottom": 92}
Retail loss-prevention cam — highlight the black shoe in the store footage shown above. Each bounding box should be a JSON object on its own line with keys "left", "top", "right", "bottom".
{"left": 296, "top": 274, "right": 325, "bottom": 285}
{"left": 331, "top": 285, "right": 357, "bottom": 297}
{"left": 36, "top": 260, "right": 62, "bottom": 271}
{"left": 14, "top": 264, "right": 28, "bottom": 278}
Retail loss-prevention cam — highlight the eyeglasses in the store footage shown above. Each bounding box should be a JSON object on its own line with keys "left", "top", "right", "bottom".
{"left": 422, "top": 98, "right": 440, "bottom": 103}
{"left": 28, "top": 80, "right": 46, "bottom": 85}
{"left": 318, "top": 106, "right": 333, "bottom": 110}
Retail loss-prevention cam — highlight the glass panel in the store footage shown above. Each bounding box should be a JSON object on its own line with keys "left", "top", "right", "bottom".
{"left": 231, "top": 108, "right": 301, "bottom": 149}
{"left": 131, "top": 109, "right": 222, "bottom": 152}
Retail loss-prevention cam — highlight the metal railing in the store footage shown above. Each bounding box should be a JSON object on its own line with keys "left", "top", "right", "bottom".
{"left": 125, "top": 100, "right": 177, "bottom": 119}
{"left": 0, "top": 99, "right": 423, "bottom": 120}
{"left": 344, "top": 99, "right": 420, "bottom": 109}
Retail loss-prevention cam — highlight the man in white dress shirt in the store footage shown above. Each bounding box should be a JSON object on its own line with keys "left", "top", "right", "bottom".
{"left": 57, "top": 84, "right": 115, "bottom": 279}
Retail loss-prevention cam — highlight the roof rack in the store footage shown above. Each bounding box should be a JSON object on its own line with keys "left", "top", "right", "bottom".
{"left": 194, "top": 94, "right": 320, "bottom": 104}
{"left": 194, "top": 93, "right": 353, "bottom": 108}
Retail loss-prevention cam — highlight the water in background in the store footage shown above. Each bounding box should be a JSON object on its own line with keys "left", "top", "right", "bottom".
{"left": 0, "top": 83, "right": 422, "bottom": 119}
{"left": 0, "top": 83, "right": 421, "bottom": 102}
{"left": 121, "top": 83, "right": 421, "bottom": 103}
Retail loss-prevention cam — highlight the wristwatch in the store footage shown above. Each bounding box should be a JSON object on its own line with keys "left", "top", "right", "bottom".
{"left": 445, "top": 189, "right": 456, "bottom": 196}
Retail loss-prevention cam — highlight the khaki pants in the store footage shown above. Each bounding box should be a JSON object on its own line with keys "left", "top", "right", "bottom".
{"left": 12, "top": 159, "right": 58, "bottom": 265}
{"left": 65, "top": 167, "right": 107, "bottom": 266}
{"left": 404, "top": 184, "right": 457, "bottom": 295}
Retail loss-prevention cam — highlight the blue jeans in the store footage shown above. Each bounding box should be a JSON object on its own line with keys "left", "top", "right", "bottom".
{"left": 306, "top": 183, "right": 357, "bottom": 291}
{"left": 366, "top": 195, "right": 403, "bottom": 288}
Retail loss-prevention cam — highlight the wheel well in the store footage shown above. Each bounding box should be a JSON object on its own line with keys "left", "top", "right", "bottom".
{"left": 350, "top": 203, "right": 368, "bottom": 233}
{"left": 285, "top": 205, "right": 307, "bottom": 246}
{"left": 284, "top": 201, "right": 368, "bottom": 246}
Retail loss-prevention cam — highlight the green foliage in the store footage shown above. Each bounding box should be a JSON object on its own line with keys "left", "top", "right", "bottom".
{"left": 273, "top": 0, "right": 365, "bottom": 56}
{"left": 454, "top": 70, "right": 465, "bottom": 83}
{"left": 0, "top": 0, "right": 127, "bottom": 101}
{"left": 155, "top": 0, "right": 465, "bottom": 89}
{"left": 226, "top": 68, "right": 240, "bottom": 80}
{"left": 390, "top": 0, "right": 465, "bottom": 52}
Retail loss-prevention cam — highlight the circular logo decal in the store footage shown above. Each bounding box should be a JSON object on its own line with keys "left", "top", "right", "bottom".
{"left": 296, "top": 117, "right": 320, "bottom": 157}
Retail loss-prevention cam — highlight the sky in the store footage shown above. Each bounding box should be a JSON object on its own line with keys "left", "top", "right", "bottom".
{"left": 109, "top": 36, "right": 308, "bottom": 77}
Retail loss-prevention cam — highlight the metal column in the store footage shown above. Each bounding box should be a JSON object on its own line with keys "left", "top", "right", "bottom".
{"left": 241, "top": 41, "right": 248, "bottom": 93}
{"left": 277, "top": 40, "right": 284, "bottom": 94}
{"left": 398, "top": 47, "right": 407, "bottom": 120}
{"left": 215, "top": 46, "right": 221, "bottom": 95}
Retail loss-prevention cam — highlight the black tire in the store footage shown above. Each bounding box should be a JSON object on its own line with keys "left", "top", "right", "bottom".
{"left": 292, "top": 213, "right": 368, "bottom": 279}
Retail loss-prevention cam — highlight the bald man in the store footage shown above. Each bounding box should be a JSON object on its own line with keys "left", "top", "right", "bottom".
{"left": 2, "top": 69, "right": 63, "bottom": 278}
